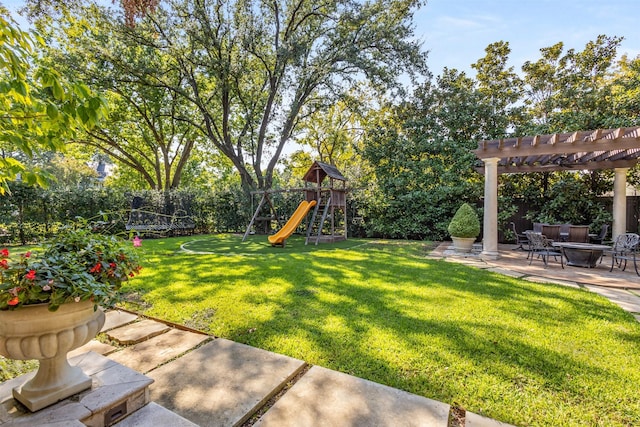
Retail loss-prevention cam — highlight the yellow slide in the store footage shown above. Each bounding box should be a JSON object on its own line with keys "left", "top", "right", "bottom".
{"left": 268, "top": 200, "right": 317, "bottom": 246}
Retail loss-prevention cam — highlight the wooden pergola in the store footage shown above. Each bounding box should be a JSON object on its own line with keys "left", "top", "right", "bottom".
{"left": 474, "top": 126, "right": 640, "bottom": 259}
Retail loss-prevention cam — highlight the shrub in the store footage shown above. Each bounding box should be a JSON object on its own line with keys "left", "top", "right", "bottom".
{"left": 448, "top": 203, "right": 480, "bottom": 238}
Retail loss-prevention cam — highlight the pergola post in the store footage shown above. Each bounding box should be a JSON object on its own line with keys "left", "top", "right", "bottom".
{"left": 613, "top": 167, "right": 629, "bottom": 240}
{"left": 480, "top": 157, "right": 500, "bottom": 260}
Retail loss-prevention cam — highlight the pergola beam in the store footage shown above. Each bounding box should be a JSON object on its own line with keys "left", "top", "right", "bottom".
{"left": 475, "top": 127, "right": 640, "bottom": 159}
{"left": 475, "top": 158, "right": 640, "bottom": 174}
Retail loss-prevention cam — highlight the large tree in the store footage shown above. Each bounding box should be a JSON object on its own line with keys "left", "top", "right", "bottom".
{"left": 471, "top": 41, "right": 524, "bottom": 138}
{"left": 39, "top": 0, "right": 427, "bottom": 192}
{"left": 521, "top": 35, "right": 624, "bottom": 133}
{"left": 359, "top": 68, "right": 487, "bottom": 239}
{"left": 32, "top": 4, "right": 204, "bottom": 190}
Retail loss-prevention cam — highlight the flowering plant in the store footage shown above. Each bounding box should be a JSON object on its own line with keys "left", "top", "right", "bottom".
{"left": 0, "top": 223, "right": 141, "bottom": 311}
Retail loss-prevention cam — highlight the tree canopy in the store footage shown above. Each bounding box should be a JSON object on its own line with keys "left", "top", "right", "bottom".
{"left": 37, "top": 0, "right": 428, "bottom": 192}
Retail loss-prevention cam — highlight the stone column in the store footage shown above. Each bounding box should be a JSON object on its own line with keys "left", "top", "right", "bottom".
{"left": 480, "top": 157, "right": 500, "bottom": 260}
{"left": 612, "top": 167, "right": 628, "bottom": 240}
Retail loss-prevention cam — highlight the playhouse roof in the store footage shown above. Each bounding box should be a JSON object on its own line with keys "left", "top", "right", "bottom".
{"left": 303, "top": 161, "right": 346, "bottom": 183}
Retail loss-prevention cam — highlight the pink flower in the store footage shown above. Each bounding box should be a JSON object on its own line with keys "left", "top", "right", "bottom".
{"left": 74, "top": 297, "right": 81, "bottom": 303}
{"left": 42, "top": 284, "right": 51, "bottom": 291}
{"left": 133, "top": 236, "right": 142, "bottom": 247}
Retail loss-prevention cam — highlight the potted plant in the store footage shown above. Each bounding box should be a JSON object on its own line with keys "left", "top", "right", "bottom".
{"left": 0, "top": 221, "right": 142, "bottom": 411}
{"left": 448, "top": 203, "right": 480, "bottom": 253}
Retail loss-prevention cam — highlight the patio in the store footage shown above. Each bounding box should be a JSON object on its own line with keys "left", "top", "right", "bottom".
{"left": 433, "top": 242, "right": 640, "bottom": 289}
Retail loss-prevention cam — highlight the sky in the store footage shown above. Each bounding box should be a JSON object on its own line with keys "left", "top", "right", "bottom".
{"left": 414, "top": 0, "right": 640, "bottom": 77}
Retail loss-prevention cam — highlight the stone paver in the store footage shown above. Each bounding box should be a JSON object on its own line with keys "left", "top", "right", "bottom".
{"left": 69, "top": 340, "right": 117, "bottom": 359}
{"left": 106, "top": 319, "right": 170, "bottom": 345}
{"left": 487, "top": 267, "right": 525, "bottom": 278}
{"left": 466, "top": 411, "right": 515, "bottom": 427}
{"left": 101, "top": 310, "right": 138, "bottom": 332}
{"left": 108, "top": 329, "right": 209, "bottom": 373}
{"left": 445, "top": 258, "right": 488, "bottom": 268}
{"left": 522, "top": 275, "right": 580, "bottom": 288}
{"left": 148, "top": 338, "right": 306, "bottom": 427}
{"left": 113, "top": 402, "right": 197, "bottom": 427}
{"left": 255, "top": 365, "right": 449, "bottom": 427}
{"left": 584, "top": 285, "right": 640, "bottom": 313}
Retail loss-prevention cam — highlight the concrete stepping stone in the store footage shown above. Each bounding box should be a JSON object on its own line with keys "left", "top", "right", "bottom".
{"left": 107, "top": 319, "right": 171, "bottom": 345}
{"left": 466, "top": 411, "right": 515, "bottom": 426}
{"left": 108, "top": 329, "right": 209, "bottom": 373}
{"left": 102, "top": 310, "right": 138, "bottom": 332}
{"left": 584, "top": 285, "right": 640, "bottom": 313}
{"left": 487, "top": 267, "right": 525, "bottom": 278}
{"left": 522, "top": 276, "right": 580, "bottom": 288}
{"left": 114, "top": 402, "right": 197, "bottom": 427}
{"left": 446, "top": 257, "right": 486, "bottom": 267}
{"left": 255, "top": 365, "right": 450, "bottom": 427}
{"left": 69, "top": 340, "right": 117, "bottom": 358}
{"left": 148, "top": 338, "right": 306, "bottom": 426}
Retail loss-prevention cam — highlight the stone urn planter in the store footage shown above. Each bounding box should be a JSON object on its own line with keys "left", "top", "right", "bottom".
{"left": 0, "top": 300, "right": 105, "bottom": 411}
{"left": 448, "top": 203, "right": 480, "bottom": 254}
{"left": 451, "top": 236, "right": 476, "bottom": 253}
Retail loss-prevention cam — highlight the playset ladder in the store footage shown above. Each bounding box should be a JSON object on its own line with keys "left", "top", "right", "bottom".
{"left": 305, "top": 195, "right": 331, "bottom": 245}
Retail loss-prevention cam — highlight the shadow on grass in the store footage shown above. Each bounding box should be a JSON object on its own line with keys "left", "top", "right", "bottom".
{"left": 125, "top": 235, "right": 640, "bottom": 426}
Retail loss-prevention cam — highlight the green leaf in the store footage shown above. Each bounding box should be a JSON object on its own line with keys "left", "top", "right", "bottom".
{"left": 52, "top": 80, "right": 65, "bottom": 100}
{"left": 46, "top": 103, "right": 59, "bottom": 119}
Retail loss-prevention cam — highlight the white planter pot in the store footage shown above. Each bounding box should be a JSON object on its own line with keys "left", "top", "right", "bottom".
{"left": 451, "top": 236, "right": 476, "bottom": 253}
{"left": 0, "top": 300, "right": 105, "bottom": 411}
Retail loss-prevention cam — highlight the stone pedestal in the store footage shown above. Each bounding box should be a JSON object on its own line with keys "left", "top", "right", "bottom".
{"left": 0, "top": 301, "right": 105, "bottom": 412}
{"left": 0, "top": 352, "right": 153, "bottom": 427}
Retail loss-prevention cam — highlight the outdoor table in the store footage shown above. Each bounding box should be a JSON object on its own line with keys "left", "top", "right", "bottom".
{"left": 552, "top": 242, "right": 611, "bottom": 268}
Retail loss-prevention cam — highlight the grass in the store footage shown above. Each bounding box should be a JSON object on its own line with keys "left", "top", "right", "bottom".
{"left": 4, "top": 234, "right": 640, "bottom": 426}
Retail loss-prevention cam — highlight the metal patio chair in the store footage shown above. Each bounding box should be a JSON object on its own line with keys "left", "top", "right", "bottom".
{"left": 608, "top": 233, "right": 640, "bottom": 276}
{"left": 510, "top": 222, "right": 530, "bottom": 252}
{"left": 590, "top": 224, "right": 609, "bottom": 244}
{"left": 525, "top": 231, "right": 564, "bottom": 268}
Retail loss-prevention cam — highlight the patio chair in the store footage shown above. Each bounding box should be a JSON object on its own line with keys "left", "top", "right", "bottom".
{"left": 525, "top": 231, "right": 564, "bottom": 268}
{"left": 559, "top": 223, "right": 571, "bottom": 241}
{"left": 510, "top": 222, "right": 530, "bottom": 252}
{"left": 541, "top": 224, "right": 561, "bottom": 242}
{"left": 590, "top": 224, "right": 609, "bottom": 244}
{"left": 568, "top": 225, "right": 590, "bottom": 243}
{"left": 608, "top": 233, "right": 640, "bottom": 276}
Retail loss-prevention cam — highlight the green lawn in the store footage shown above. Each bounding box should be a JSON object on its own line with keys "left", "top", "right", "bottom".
{"left": 4, "top": 234, "right": 640, "bottom": 426}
